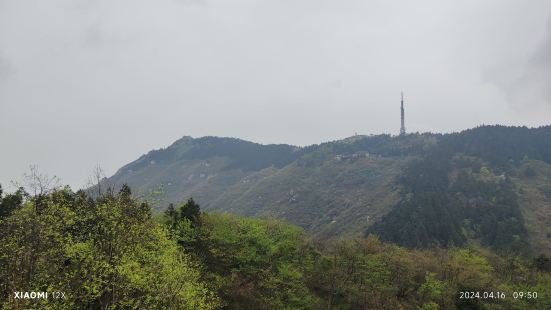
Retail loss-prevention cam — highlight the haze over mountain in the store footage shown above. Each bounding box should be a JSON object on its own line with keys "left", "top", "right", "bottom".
{"left": 3, "top": 1, "right": 551, "bottom": 308}
{"left": 2, "top": 0, "right": 551, "bottom": 189}
{"left": 103, "top": 125, "right": 551, "bottom": 255}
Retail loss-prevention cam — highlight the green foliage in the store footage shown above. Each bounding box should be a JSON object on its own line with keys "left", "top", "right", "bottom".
{"left": 0, "top": 186, "right": 218, "bottom": 309}
{"left": 2, "top": 185, "right": 551, "bottom": 309}
{"left": 418, "top": 272, "right": 444, "bottom": 304}
{"left": 165, "top": 209, "right": 319, "bottom": 309}
{"left": 449, "top": 249, "right": 494, "bottom": 290}
{"left": 310, "top": 239, "right": 551, "bottom": 310}
{"left": 178, "top": 198, "right": 202, "bottom": 225}
{"left": 0, "top": 185, "right": 25, "bottom": 220}
{"left": 369, "top": 129, "right": 531, "bottom": 252}
{"left": 135, "top": 136, "right": 303, "bottom": 172}
{"left": 310, "top": 238, "right": 397, "bottom": 309}
{"left": 104, "top": 126, "right": 551, "bottom": 250}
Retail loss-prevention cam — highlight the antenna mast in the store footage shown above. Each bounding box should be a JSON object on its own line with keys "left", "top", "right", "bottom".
{"left": 400, "top": 92, "right": 406, "bottom": 136}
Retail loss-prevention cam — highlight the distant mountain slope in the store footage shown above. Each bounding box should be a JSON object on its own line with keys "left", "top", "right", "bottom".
{"left": 515, "top": 159, "right": 551, "bottom": 255}
{"left": 104, "top": 126, "right": 551, "bottom": 255}
{"left": 368, "top": 125, "right": 551, "bottom": 254}
{"left": 105, "top": 134, "right": 427, "bottom": 237}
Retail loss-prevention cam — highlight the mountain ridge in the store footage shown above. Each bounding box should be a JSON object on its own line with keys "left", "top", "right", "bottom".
{"left": 103, "top": 125, "right": 551, "bottom": 255}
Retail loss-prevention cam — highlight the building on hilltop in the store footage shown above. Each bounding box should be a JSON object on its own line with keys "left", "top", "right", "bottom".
{"left": 334, "top": 151, "right": 370, "bottom": 161}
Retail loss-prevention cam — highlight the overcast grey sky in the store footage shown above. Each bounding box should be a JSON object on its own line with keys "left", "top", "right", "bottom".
{"left": 1, "top": 0, "right": 550, "bottom": 189}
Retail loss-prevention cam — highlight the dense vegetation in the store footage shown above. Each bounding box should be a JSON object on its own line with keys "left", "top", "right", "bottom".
{"left": 369, "top": 155, "right": 527, "bottom": 251}
{"left": 104, "top": 126, "right": 551, "bottom": 256}
{"left": 129, "top": 136, "right": 304, "bottom": 172}
{"left": 1, "top": 185, "right": 550, "bottom": 309}
{"left": 0, "top": 185, "right": 218, "bottom": 309}
{"left": 369, "top": 126, "right": 551, "bottom": 252}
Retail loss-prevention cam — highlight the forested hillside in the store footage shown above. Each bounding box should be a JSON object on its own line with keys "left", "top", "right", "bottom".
{"left": 104, "top": 126, "right": 551, "bottom": 255}
{"left": 368, "top": 126, "right": 551, "bottom": 253}
{"left": 1, "top": 187, "right": 550, "bottom": 309}
{"left": 104, "top": 134, "right": 418, "bottom": 238}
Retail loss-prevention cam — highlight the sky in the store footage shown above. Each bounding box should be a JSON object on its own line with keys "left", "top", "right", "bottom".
{"left": 1, "top": 0, "right": 550, "bottom": 189}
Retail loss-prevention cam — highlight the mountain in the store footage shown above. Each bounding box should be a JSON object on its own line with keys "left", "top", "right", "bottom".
{"left": 103, "top": 126, "right": 551, "bottom": 255}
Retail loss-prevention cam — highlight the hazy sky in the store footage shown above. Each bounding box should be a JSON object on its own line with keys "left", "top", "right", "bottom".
{"left": 1, "top": 0, "right": 550, "bottom": 189}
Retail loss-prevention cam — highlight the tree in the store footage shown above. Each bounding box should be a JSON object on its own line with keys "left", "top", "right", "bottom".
{"left": 418, "top": 272, "right": 444, "bottom": 307}
{"left": 0, "top": 187, "right": 218, "bottom": 309}
{"left": 85, "top": 164, "right": 106, "bottom": 196}
{"left": 180, "top": 198, "right": 201, "bottom": 226}
{"left": 21, "top": 165, "right": 59, "bottom": 197}
{"left": 0, "top": 185, "right": 25, "bottom": 220}
{"left": 190, "top": 213, "right": 318, "bottom": 309}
